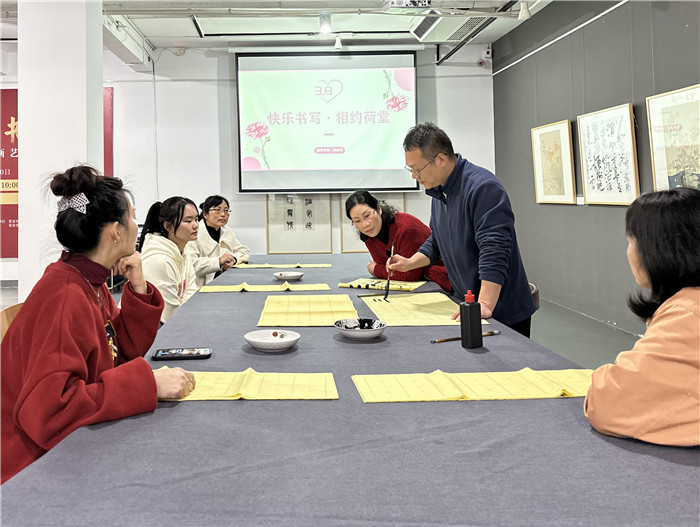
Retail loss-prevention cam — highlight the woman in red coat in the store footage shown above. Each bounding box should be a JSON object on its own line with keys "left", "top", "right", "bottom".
{"left": 1, "top": 165, "right": 196, "bottom": 483}
{"left": 345, "top": 190, "right": 451, "bottom": 292}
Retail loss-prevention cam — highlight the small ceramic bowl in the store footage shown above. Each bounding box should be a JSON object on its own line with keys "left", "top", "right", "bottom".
{"left": 273, "top": 271, "right": 304, "bottom": 281}
{"left": 244, "top": 329, "right": 300, "bottom": 352}
{"left": 334, "top": 318, "right": 387, "bottom": 340}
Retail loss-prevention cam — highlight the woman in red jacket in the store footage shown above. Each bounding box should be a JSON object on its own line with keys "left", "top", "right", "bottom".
{"left": 345, "top": 190, "right": 451, "bottom": 292}
{"left": 1, "top": 165, "right": 196, "bottom": 483}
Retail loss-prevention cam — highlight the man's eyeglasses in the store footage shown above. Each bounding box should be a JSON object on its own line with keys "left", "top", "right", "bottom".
{"left": 209, "top": 207, "right": 230, "bottom": 214}
{"left": 404, "top": 153, "right": 440, "bottom": 175}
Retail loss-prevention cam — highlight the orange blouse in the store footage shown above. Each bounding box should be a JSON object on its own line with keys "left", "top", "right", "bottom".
{"left": 584, "top": 287, "right": 700, "bottom": 446}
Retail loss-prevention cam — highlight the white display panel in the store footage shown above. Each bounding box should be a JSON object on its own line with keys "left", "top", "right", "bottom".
{"left": 236, "top": 52, "right": 418, "bottom": 193}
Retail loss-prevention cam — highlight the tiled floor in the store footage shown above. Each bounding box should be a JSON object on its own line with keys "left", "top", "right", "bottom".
{"left": 2, "top": 282, "right": 638, "bottom": 368}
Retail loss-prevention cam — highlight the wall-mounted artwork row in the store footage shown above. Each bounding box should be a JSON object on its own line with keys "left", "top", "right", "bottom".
{"left": 530, "top": 120, "right": 577, "bottom": 204}
{"left": 646, "top": 84, "right": 699, "bottom": 191}
{"left": 577, "top": 103, "right": 640, "bottom": 206}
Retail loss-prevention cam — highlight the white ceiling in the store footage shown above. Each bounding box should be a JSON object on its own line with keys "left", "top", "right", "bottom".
{"left": 1, "top": 1, "right": 551, "bottom": 56}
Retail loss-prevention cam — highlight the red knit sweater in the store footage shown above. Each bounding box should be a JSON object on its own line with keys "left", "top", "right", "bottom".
{"left": 1, "top": 258, "right": 164, "bottom": 483}
{"left": 364, "top": 212, "right": 451, "bottom": 292}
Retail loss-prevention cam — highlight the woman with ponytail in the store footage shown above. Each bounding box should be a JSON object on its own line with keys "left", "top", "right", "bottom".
{"left": 139, "top": 196, "right": 199, "bottom": 323}
{"left": 1, "top": 165, "right": 195, "bottom": 483}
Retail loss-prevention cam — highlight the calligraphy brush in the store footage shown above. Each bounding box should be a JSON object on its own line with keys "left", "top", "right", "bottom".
{"left": 383, "top": 242, "right": 395, "bottom": 301}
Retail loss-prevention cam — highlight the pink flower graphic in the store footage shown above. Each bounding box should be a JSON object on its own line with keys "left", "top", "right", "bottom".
{"left": 386, "top": 95, "right": 408, "bottom": 112}
{"left": 246, "top": 122, "right": 269, "bottom": 139}
{"left": 245, "top": 122, "right": 271, "bottom": 168}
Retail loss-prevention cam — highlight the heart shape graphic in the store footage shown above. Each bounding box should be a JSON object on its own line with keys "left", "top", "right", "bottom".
{"left": 317, "top": 80, "right": 343, "bottom": 103}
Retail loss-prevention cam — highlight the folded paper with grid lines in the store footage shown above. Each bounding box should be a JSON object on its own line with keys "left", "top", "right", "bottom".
{"left": 351, "top": 368, "right": 593, "bottom": 403}
{"left": 338, "top": 278, "right": 427, "bottom": 291}
{"left": 362, "top": 292, "right": 487, "bottom": 326}
{"left": 233, "top": 263, "right": 332, "bottom": 268}
{"left": 168, "top": 368, "right": 339, "bottom": 401}
{"left": 200, "top": 282, "right": 330, "bottom": 293}
{"left": 258, "top": 294, "right": 358, "bottom": 326}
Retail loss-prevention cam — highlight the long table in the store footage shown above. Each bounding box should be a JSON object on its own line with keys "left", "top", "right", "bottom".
{"left": 2, "top": 254, "right": 698, "bottom": 526}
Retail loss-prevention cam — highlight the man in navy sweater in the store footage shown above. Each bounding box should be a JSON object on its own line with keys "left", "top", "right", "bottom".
{"left": 389, "top": 122, "right": 535, "bottom": 336}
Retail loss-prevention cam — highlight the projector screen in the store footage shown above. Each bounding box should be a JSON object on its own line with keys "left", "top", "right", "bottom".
{"left": 236, "top": 52, "right": 418, "bottom": 193}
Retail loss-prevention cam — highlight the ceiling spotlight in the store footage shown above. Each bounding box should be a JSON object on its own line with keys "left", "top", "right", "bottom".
{"left": 319, "top": 11, "right": 332, "bottom": 34}
{"left": 518, "top": 1, "right": 531, "bottom": 21}
{"left": 334, "top": 35, "right": 342, "bottom": 49}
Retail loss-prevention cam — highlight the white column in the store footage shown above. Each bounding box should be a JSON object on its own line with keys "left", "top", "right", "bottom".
{"left": 17, "top": 0, "right": 103, "bottom": 299}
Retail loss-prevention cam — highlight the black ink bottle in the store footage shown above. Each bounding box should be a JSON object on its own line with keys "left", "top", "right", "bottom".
{"left": 460, "top": 290, "right": 482, "bottom": 349}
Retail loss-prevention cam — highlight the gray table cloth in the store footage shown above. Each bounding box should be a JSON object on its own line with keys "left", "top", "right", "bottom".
{"left": 2, "top": 254, "right": 698, "bottom": 526}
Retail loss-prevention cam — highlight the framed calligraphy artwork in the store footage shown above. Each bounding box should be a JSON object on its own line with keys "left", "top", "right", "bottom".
{"left": 577, "top": 103, "right": 640, "bottom": 205}
{"left": 646, "top": 84, "right": 699, "bottom": 191}
{"left": 530, "top": 120, "right": 576, "bottom": 204}
{"left": 266, "top": 194, "right": 331, "bottom": 254}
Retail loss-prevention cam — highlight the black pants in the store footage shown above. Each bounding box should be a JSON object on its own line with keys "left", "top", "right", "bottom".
{"left": 507, "top": 317, "right": 531, "bottom": 338}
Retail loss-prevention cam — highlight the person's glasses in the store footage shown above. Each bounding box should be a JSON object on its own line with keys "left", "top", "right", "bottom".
{"left": 351, "top": 209, "right": 377, "bottom": 225}
{"left": 404, "top": 153, "right": 440, "bottom": 175}
{"left": 209, "top": 207, "right": 230, "bottom": 214}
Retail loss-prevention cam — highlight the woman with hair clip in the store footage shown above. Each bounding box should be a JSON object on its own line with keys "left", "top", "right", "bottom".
{"left": 345, "top": 190, "right": 451, "bottom": 292}
{"left": 584, "top": 188, "right": 700, "bottom": 446}
{"left": 139, "top": 197, "right": 199, "bottom": 324}
{"left": 1, "top": 165, "right": 195, "bottom": 484}
{"left": 187, "top": 195, "right": 250, "bottom": 287}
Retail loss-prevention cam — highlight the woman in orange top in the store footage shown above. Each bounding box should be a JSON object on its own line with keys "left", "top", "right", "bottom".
{"left": 584, "top": 188, "right": 700, "bottom": 446}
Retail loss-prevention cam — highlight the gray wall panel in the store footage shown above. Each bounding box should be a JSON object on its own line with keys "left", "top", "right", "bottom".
{"left": 492, "top": 1, "right": 699, "bottom": 335}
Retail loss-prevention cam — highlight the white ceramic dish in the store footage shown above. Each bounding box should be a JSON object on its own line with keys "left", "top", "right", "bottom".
{"left": 244, "top": 329, "right": 300, "bottom": 352}
{"left": 273, "top": 271, "right": 304, "bottom": 281}
{"left": 334, "top": 318, "right": 387, "bottom": 340}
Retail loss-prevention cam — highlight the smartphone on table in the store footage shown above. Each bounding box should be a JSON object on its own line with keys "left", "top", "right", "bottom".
{"left": 151, "top": 347, "right": 212, "bottom": 360}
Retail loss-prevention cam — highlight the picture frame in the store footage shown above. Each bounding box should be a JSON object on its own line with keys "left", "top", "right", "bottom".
{"left": 646, "top": 84, "right": 700, "bottom": 191}
{"left": 266, "top": 194, "right": 332, "bottom": 254}
{"left": 530, "top": 120, "right": 576, "bottom": 204}
{"left": 339, "top": 193, "right": 405, "bottom": 253}
{"left": 577, "top": 103, "right": 640, "bottom": 205}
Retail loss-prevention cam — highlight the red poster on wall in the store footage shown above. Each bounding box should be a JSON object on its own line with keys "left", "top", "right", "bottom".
{"left": 104, "top": 87, "right": 114, "bottom": 177}
{"left": 0, "top": 87, "right": 114, "bottom": 258}
{"left": 0, "top": 89, "right": 19, "bottom": 258}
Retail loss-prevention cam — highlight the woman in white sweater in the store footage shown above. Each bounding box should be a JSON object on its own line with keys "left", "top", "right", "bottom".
{"left": 139, "top": 196, "right": 199, "bottom": 323}
{"left": 187, "top": 195, "right": 250, "bottom": 287}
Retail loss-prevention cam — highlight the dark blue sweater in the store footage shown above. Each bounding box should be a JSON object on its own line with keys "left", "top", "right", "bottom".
{"left": 418, "top": 154, "right": 535, "bottom": 325}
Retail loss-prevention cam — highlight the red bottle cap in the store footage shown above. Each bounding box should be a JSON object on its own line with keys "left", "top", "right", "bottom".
{"left": 464, "top": 290, "right": 475, "bottom": 303}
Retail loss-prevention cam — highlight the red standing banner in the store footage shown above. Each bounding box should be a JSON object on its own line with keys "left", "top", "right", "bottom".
{"left": 0, "top": 89, "right": 19, "bottom": 258}
{"left": 104, "top": 87, "right": 114, "bottom": 177}
{"left": 0, "top": 87, "right": 114, "bottom": 258}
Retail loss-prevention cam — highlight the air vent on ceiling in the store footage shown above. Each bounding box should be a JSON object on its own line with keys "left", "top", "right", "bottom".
{"left": 409, "top": 10, "right": 488, "bottom": 43}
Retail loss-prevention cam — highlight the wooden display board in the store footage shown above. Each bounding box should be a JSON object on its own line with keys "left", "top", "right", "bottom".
{"left": 339, "top": 193, "right": 405, "bottom": 253}
{"left": 266, "top": 194, "right": 332, "bottom": 254}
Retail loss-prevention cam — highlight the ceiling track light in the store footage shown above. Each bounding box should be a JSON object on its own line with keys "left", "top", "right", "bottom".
{"left": 518, "top": 1, "right": 531, "bottom": 21}
{"left": 334, "top": 34, "right": 342, "bottom": 49}
{"left": 319, "top": 11, "right": 332, "bottom": 34}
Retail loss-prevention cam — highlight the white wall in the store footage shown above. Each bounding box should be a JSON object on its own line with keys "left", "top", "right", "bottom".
{"left": 0, "top": 42, "right": 494, "bottom": 280}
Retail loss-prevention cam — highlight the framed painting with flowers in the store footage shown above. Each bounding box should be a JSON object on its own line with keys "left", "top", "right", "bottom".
{"left": 530, "top": 120, "right": 577, "bottom": 204}
{"left": 646, "top": 84, "right": 700, "bottom": 191}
